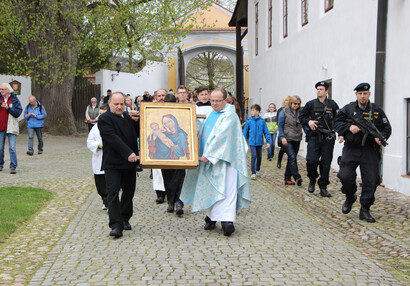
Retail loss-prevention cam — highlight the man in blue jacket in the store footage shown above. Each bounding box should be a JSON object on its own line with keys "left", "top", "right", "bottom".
{"left": 0, "top": 83, "right": 23, "bottom": 174}
{"left": 24, "top": 96, "right": 47, "bottom": 155}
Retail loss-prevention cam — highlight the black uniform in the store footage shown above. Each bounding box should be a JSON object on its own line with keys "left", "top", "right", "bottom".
{"left": 333, "top": 101, "right": 391, "bottom": 208}
{"left": 299, "top": 98, "right": 339, "bottom": 189}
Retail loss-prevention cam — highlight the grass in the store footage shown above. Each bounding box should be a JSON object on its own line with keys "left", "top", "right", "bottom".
{"left": 0, "top": 187, "right": 53, "bottom": 242}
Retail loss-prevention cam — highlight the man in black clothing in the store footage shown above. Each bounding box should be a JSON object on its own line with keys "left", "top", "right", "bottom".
{"left": 98, "top": 92, "right": 140, "bottom": 238}
{"left": 103, "top": 89, "right": 112, "bottom": 104}
{"left": 334, "top": 82, "right": 391, "bottom": 222}
{"left": 300, "top": 81, "right": 339, "bottom": 197}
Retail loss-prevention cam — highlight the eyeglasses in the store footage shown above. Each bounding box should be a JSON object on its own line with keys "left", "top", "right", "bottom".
{"left": 211, "top": 99, "right": 225, "bottom": 103}
{"left": 0, "top": 88, "right": 7, "bottom": 91}
{"left": 292, "top": 102, "right": 301, "bottom": 106}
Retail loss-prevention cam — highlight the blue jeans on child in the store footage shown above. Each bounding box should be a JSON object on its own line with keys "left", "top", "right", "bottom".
{"left": 0, "top": 131, "right": 17, "bottom": 169}
{"left": 250, "top": 145, "right": 262, "bottom": 174}
{"left": 267, "top": 133, "right": 277, "bottom": 158}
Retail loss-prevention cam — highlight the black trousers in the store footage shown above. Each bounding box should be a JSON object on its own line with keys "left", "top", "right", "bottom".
{"left": 105, "top": 167, "right": 136, "bottom": 230}
{"left": 94, "top": 174, "right": 107, "bottom": 206}
{"left": 337, "top": 144, "right": 380, "bottom": 208}
{"left": 306, "top": 136, "right": 335, "bottom": 188}
{"left": 161, "top": 169, "right": 185, "bottom": 206}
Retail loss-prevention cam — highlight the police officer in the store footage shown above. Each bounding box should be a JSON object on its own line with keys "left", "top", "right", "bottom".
{"left": 300, "top": 81, "right": 339, "bottom": 197}
{"left": 334, "top": 83, "right": 391, "bottom": 222}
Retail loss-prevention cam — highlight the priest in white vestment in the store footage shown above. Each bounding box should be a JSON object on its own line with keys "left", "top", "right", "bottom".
{"left": 180, "top": 88, "right": 251, "bottom": 236}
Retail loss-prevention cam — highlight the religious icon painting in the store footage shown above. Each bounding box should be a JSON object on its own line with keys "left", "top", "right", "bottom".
{"left": 140, "top": 102, "right": 199, "bottom": 169}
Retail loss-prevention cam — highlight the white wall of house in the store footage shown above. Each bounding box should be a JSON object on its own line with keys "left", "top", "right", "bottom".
{"left": 0, "top": 74, "right": 32, "bottom": 121}
{"left": 95, "top": 61, "right": 169, "bottom": 98}
{"left": 382, "top": 1, "right": 410, "bottom": 195}
{"left": 248, "top": 0, "right": 410, "bottom": 195}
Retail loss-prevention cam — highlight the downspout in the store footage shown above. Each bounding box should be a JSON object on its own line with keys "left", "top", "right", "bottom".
{"left": 374, "top": 0, "right": 388, "bottom": 182}
{"left": 374, "top": 0, "right": 388, "bottom": 108}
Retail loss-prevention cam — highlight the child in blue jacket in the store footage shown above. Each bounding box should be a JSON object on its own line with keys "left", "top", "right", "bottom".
{"left": 243, "top": 104, "right": 271, "bottom": 179}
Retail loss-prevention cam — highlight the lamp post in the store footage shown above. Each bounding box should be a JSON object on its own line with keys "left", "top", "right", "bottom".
{"left": 111, "top": 62, "right": 121, "bottom": 81}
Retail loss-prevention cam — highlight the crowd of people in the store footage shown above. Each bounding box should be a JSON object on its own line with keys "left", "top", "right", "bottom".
{"left": 0, "top": 80, "right": 391, "bottom": 240}
{"left": 81, "top": 80, "right": 391, "bottom": 240}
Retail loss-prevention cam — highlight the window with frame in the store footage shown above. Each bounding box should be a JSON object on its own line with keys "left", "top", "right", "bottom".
{"left": 407, "top": 99, "right": 410, "bottom": 174}
{"left": 255, "top": 2, "right": 259, "bottom": 56}
{"left": 268, "top": 0, "right": 272, "bottom": 47}
{"left": 283, "top": 0, "right": 288, "bottom": 38}
{"left": 325, "top": 0, "right": 334, "bottom": 12}
{"left": 301, "top": 0, "right": 308, "bottom": 26}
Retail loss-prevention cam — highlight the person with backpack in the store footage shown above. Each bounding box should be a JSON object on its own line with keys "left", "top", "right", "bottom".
{"left": 24, "top": 96, "right": 47, "bottom": 156}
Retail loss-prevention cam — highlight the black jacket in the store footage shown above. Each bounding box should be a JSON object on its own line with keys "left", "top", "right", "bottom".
{"left": 333, "top": 101, "right": 391, "bottom": 147}
{"left": 98, "top": 109, "right": 139, "bottom": 170}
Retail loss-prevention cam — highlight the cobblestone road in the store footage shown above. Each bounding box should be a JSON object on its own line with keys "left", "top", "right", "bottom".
{"left": 0, "top": 133, "right": 408, "bottom": 285}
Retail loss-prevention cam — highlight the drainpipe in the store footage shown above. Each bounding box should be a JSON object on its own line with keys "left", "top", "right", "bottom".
{"left": 374, "top": 0, "right": 388, "bottom": 108}
{"left": 374, "top": 0, "right": 388, "bottom": 182}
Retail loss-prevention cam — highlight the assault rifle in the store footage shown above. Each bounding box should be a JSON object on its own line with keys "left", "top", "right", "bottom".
{"left": 341, "top": 110, "right": 388, "bottom": 147}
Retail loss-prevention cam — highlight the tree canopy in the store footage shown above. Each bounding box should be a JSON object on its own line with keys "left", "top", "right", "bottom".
{"left": 0, "top": 0, "right": 211, "bottom": 134}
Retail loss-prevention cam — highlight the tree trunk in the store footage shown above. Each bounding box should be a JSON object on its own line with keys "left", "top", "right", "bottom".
{"left": 19, "top": 0, "right": 82, "bottom": 135}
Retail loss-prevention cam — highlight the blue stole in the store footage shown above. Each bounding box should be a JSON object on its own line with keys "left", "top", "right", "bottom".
{"left": 200, "top": 110, "right": 222, "bottom": 156}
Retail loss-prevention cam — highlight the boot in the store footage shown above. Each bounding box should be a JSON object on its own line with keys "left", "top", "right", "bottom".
{"left": 155, "top": 191, "right": 165, "bottom": 204}
{"left": 221, "top": 222, "right": 235, "bottom": 236}
{"left": 204, "top": 216, "right": 216, "bottom": 230}
{"left": 308, "top": 180, "right": 315, "bottom": 193}
{"left": 360, "top": 206, "right": 376, "bottom": 223}
{"left": 342, "top": 194, "right": 357, "bottom": 214}
{"left": 166, "top": 203, "right": 174, "bottom": 213}
{"left": 320, "top": 188, "right": 331, "bottom": 197}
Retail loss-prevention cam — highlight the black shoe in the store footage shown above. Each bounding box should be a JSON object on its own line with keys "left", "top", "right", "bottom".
{"left": 277, "top": 161, "right": 282, "bottom": 169}
{"left": 123, "top": 221, "right": 132, "bottom": 230}
{"left": 342, "top": 194, "right": 357, "bottom": 214}
{"left": 175, "top": 204, "right": 184, "bottom": 215}
{"left": 296, "top": 178, "right": 303, "bottom": 186}
{"left": 360, "top": 206, "right": 376, "bottom": 223}
{"left": 156, "top": 196, "right": 165, "bottom": 204}
{"left": 221, "top": 222, "right": 235, "bottom": 236}
{"left": 204, "top": 216, "right": 216, "bottom": 230}
{"left": 26, "top": 150, "right": 33, "bottom": 156}
{"left": 167, "top": 203, "right": 174, "bottom": 213}
{"left": 109, "top": 228, "right": 123, "bottom": 238}
{"left": 320, "top": 188, "right": 332, "bottom": 197}
{"left": 308, "top": 181, "right": 315, "bottom": 193}
{"left": 267, "top": 157, "right": 272, "bottom": 161}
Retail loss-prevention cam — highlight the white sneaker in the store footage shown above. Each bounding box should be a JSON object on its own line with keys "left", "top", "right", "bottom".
{"left": 102, "top": 204, "right": 107, "bottom": 210}
{"left": 251, "top": 174, "right": 257, "bottom": 180}
{"left": 256, "top": 171, "right": 261, "bottom": 177}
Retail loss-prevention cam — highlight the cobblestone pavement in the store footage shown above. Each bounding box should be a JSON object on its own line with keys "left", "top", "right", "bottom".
{"left": 0, "top": 134, "right": 408, "bottom": 285}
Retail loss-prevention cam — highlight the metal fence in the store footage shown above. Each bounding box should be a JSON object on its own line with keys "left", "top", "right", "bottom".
{"left": 72, "top": 77, "right": 101, "bottom": 129}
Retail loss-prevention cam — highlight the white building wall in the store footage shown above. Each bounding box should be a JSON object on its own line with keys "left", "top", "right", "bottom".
{"left": 95, "top": 61, "right": 168, "bottom": 98}
{"left": 248, "top": 0, "right": 410, "bottom": 195}
{"left": 0, "top": 74, "right": 32, "bottom": 121}
{"left": 383, "top": 0, "right": 410, "bottom": 195}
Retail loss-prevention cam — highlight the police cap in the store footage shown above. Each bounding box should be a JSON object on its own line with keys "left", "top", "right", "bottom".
{"left": 354, "top": 82, "right": 371, "bottom": 92}
{"left": 315, "top": 81, "right": 329, "bottom": 90}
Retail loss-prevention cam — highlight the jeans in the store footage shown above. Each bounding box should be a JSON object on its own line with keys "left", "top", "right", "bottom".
{"left": 28, "top": 127, "right": 44, "bottom": 152}
{"left": 0, "top": 131, "right": 17, "bottom": 169}
{"left": 284, "top": 140, "right": 301, "bottom": 180}
{"left": 267, "top": 133, "right": 277, "bottom": 158}
{"left": 250, "top": 145, "right": 262, "bottom": 174}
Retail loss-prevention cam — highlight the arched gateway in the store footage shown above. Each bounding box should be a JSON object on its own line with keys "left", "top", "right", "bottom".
{"left": 166, "top": 0, "right": 249, "bottom": 101}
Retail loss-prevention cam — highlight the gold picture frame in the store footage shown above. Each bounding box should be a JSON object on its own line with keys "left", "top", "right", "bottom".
{"left": 140, "top": 102, "right": 199, "bottom": 169}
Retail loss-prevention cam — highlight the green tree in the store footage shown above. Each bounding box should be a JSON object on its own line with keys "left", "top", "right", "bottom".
{"left": 186, "top": 51, "right": 234, "bottom": 91}
{"left": 0, "top": 0, "right": 209, "bottom": 134}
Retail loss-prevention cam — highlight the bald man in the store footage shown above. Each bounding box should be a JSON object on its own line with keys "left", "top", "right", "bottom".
{"left": 98, "top": 92, "right": 140, "bottom": 238}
